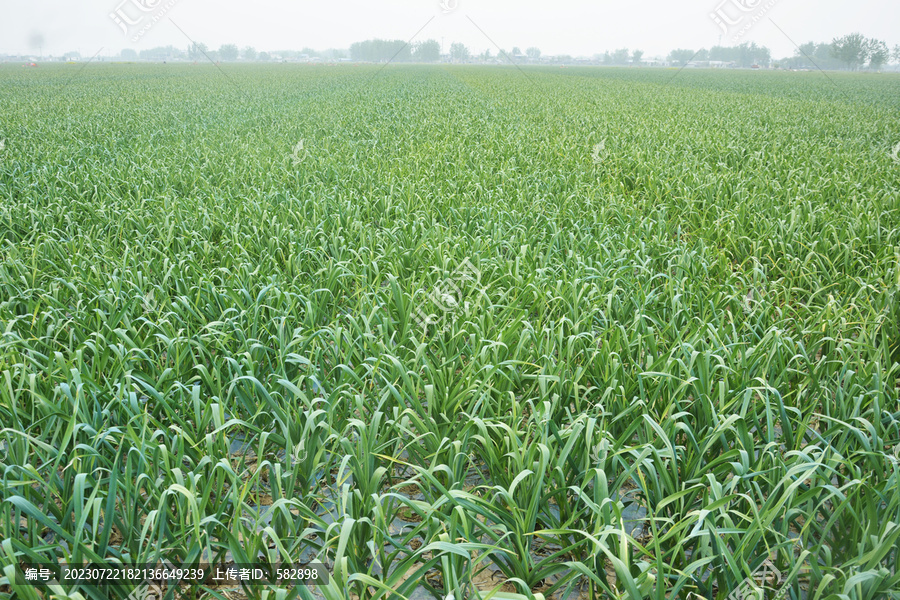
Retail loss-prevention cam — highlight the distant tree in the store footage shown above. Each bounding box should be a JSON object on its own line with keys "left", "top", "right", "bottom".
{"left": 796, "top": 42, "right": 817, "bottom": 62}
{"left": 139, "top": 46, "right": 183, "bottom": 61}
{"left": 512, "top": 46, "right": 522, "bottom": 56}
{"left": 207, "top": 51, "right": 219, "bottom": 62}
{"left": 702, "top": 44, "right": 771, "bottom": 67}
{"left": 242, "top": 47, "right": 257, "bottom": 61}
{"left": 450, "top": 42, "right": 469, "bottom": 61}
{"left": 63, "top": 51, "right": 81, "bottom": 60}
{"left": 188, "top": 42, "right": 208, "bottom": 60}
{"left": 480, "top": 48, "right": 492, "bottom": 61}
{"left": 413, "top": 39, "right": 440, "bottom": 62}
{"left": 349, "top": 41, "right": 365, "bottom": 61}
{"left": 813, "top": 42, "right": 842, "bottom": 69}
{"left": 779, "top": 56, "right": 794, "bottom": 68}
{"left": 259, "top": 51, "right": 271, "bottom": 62}
{"left": 708, "top": 46, "right": 729, "bottom": 62}
{"left": 393, "top": 40, "right": 413, "bottom": 62}
{"left": 120, "top": 48, "right": 138, "bottom": 60}
{"left": 218, "top": 44, "right": 239, "bottom": 62}
{"left": 779, "top": 49, "right": 803, "bottom": 69}
{"left": 714, "top": 41, "right": 768, "bottom": 67}
{"left": 526, "top": 47, "right": 541, "bottom": 59}
{"left": 746, "top": 43, "right": 769, "bottom": 66}
{"left": 894, "top": 45, "right": 900, "bottom": 64}
{"left": 631, "top": 49, "right": 644, "bottom": 65}
{"left": 668, "top": 48, "right": 695, "bottom": 66}
{"left": 867, "top": 39, "right": 889, "bottom": 69}
{"left": 695, "top": 48, "right": 710, "bottom": 62}
{"left": 831, "top": 33, "right": 868, "bottom": 70}
{"left": 786, "top": 55, "right": 801, "bottom": 68}
{"left": 351, "top": 39, "right": 412, "bottom": 62}
{"left": 300, "top": 47, "right": 319, "bottom": 58}
{"left": 611, "top": 48, "right": 630, "bottom": 65}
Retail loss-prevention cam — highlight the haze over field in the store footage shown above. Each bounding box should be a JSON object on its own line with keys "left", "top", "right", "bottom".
{"left": 2, "top": 0, "right": 899, "bottom": 61}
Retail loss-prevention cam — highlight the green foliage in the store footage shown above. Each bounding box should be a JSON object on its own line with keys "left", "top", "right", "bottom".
{"left": 611, "top": 49, "right": 630, "bottom": 65}
{"left": 138, "top": 46, "right": 185, "bottom": 61}
{"left": 350, "top": 39, "right": 412, "bottom": 63}
{"left": 0, "top": 64, "right": 899, "bottom": 600}
{"left": 707, "top": 43, "right": 771, "bottom": 67}
{"left": 867, "top": 39, "right": 890, "bottom": 70}
{"left": 413, "top": 40, "right": 441, "bottom": 63}
{"left": 831, "top": 33, "right": 870, "bottom": 70}
{"left": 667, "top": 48, "right": 695, "bottom": 66}
{"left": 451, "top": 43, "right": 470, "bottom": 62}
{"left": 218, "top": 44, "right": 240, "bottom": 62}
{"left": 188, "top": 42, "right": 208, "bottom": 61}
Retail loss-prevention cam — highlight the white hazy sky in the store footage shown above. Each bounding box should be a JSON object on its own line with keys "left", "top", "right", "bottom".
{"left": 1, "top": 0, "right": 897, "bottom": 59}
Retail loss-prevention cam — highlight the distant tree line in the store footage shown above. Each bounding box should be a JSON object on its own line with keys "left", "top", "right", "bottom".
{"left": 349, "top": 39, "right": 447, "bottom": 62}
{"left": 600, "top": 49, "right": 646, "bottom": 65}
{"left": 107, "top": 32, "right": 898, "bottom": 69}
{"left": 114, "top": 44, "right": 344, "bottom": 63}
{"left": 661, "top": 34, "right": 897, "bottom": 70}
{"left": 780, "top": 34, "right": 894, "bottom": 70}
{"left": 666, "top": 42, "right": 772, "bottom": 67}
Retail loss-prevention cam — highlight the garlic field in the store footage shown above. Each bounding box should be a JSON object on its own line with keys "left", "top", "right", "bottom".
{"left": 1, "top": 64, "right": 900, "bottom": 600}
